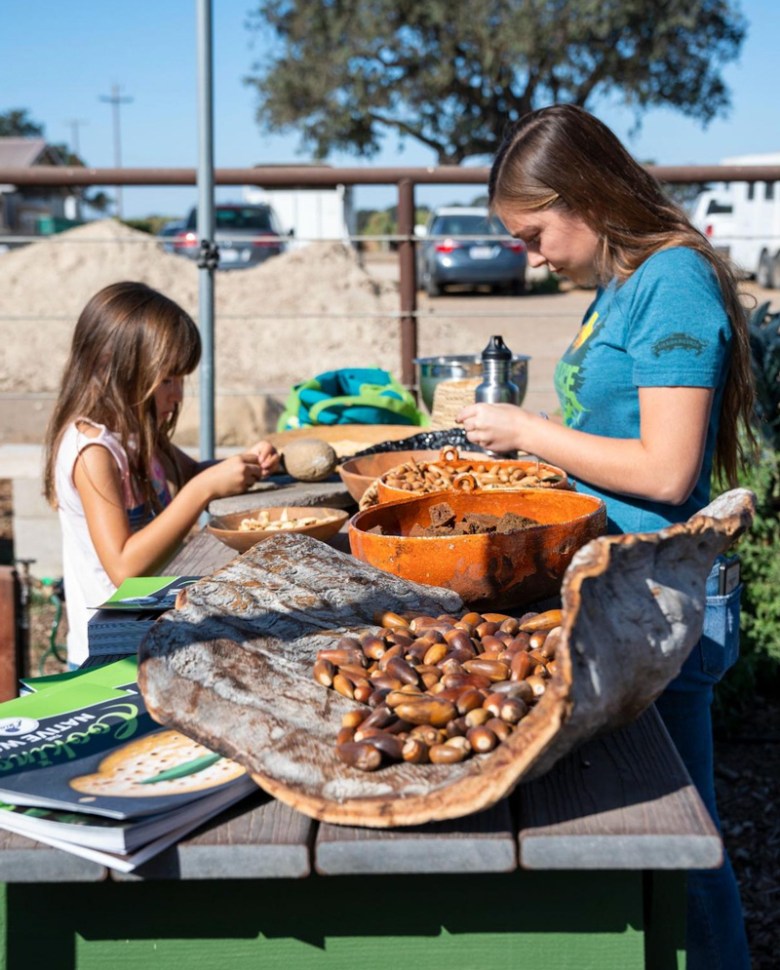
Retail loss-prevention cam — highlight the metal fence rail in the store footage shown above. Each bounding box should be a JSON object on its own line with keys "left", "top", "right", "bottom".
{"left": 2, "top": 162, "right": 780, "bottom": 388}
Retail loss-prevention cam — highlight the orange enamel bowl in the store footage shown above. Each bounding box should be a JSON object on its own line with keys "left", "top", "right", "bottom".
{"left": 348, "top": 488, "right": 606, "bottom": 610}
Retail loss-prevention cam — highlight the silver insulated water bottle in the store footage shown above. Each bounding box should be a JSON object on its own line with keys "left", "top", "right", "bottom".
{"left": 475, "top": 335, "right": 519, "bottom": 405}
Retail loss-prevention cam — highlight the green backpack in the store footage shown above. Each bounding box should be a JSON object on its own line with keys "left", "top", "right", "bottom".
{"left": 277, "top": 367, "right": 427, "bottom": 431}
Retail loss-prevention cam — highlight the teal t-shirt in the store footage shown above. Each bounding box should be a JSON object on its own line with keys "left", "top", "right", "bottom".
{"left": 553, "top": 247, "right": 731, "bottom": 535}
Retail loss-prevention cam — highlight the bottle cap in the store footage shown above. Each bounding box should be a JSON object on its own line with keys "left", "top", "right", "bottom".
{"left": 481, "top": 335, "right": 512, "bottom": 361}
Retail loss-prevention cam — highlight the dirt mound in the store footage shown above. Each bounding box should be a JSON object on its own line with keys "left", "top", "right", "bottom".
{"left": 0, "top": 220, "right": 408, "bottom": 402}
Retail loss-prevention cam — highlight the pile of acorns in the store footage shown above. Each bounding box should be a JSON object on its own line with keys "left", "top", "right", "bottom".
{"left": 312, "top": 607, "right": 563, "bottom": 771}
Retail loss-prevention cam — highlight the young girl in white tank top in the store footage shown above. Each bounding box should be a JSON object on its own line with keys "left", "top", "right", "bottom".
{"left": 44, "top": 282, "right": 279, "bottom": 667}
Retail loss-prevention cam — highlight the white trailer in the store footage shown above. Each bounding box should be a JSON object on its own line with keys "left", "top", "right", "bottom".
{"left": 243, "top": 175, "right": 355, "bottom": 251}
{"left": 690, "top": 152, "right": 780, "bottom": 287}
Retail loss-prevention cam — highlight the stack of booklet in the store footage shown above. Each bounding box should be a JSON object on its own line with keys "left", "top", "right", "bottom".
{"left": 0, "top": 657, "right": 256, "bottom": 873}
{"left": 87, "top": 576, "right": 200, "bottom": 657}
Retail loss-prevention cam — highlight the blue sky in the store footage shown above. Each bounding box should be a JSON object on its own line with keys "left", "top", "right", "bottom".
{"left": 4, "top": 0, "right": 779, "bottom": 219}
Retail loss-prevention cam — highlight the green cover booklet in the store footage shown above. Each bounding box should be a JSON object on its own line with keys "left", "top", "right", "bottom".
{"left": 87, "top": 577, "right": 201, "bottom": 657}
{"left": 0, "top": 669, "right": 247, "bottom": 821}
{"left": 95, "top": 575, "right": 201, "bottom": 612}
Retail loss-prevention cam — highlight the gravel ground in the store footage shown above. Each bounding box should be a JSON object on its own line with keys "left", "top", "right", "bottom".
{"left": 0, "top": 477, "right": 776, "bottom": 963}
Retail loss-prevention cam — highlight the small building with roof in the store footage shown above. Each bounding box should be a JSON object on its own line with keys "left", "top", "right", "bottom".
{"left": 0, "top": 138, "right": 77, "bottom": 237}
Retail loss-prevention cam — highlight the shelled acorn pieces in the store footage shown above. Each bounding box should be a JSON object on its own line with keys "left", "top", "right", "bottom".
{"left": 380, "top": 459, "right": 566, "bottom": 495}
{"left": 311, "top": 607, "right": 564, "bottom": 771}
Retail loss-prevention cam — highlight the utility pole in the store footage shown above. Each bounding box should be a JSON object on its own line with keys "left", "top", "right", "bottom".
{"left": 99, "top": 84, "right": 133, "bottom": 218}
{"left": 64, "top": 118, "right": 88, "bottom": 159}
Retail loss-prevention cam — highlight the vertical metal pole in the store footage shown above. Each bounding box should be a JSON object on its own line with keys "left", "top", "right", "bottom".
{"left": 196, "top": 0, "right": 215, "bottom": 460}
{"left": 397, "top": 179, "right": 418, "bottom": 391}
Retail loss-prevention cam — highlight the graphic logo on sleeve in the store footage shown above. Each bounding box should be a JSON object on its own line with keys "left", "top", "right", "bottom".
{"left": 651, "top": 333, "right": 705, "bottom": 357}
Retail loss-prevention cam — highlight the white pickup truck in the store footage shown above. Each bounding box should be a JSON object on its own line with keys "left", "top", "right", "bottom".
{"left": 690, "top": 152, "right": 780, "bottom": 287}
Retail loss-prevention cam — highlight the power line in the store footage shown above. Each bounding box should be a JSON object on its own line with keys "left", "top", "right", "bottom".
{"left": 98, "top": 84, "right": 133, "bottom": 218}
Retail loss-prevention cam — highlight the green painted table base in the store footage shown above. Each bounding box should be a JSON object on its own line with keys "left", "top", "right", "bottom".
{"left": 1, "top": 870, "right": 685, "bottom": 970}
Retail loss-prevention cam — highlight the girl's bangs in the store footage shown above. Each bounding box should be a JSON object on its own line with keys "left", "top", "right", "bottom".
{"left": 163, "top": 318, "right": 201, "bottom": 377}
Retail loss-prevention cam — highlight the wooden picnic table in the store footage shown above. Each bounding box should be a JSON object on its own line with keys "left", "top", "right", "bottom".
{"left": 0, "top": 506, "right": 720, "bottom": 970}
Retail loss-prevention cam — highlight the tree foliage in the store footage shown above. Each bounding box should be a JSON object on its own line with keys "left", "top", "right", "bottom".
{"left": 245, "top": 0, "right": 746, "bottom": 164}
{"left": 0, "top": 108, "right": 44, "bottom": 138}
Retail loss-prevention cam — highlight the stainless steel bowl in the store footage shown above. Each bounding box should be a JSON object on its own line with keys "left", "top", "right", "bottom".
{"left": 414, "top": 354, "right": 530, "bottom": 412}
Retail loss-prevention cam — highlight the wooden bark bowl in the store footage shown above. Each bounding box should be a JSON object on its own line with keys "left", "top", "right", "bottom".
{"left": 207, "top": 506, "right": 349, "bottom": 552}
{"left": 138, "top": 489, "right": 754, "bottom": 829}
{"left": 349, "top": 488, "right": 607, "bottom": 609}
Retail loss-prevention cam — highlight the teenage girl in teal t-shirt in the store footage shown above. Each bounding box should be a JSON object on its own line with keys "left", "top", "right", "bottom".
{"left": 457, "top": 105, "right": 755, "bottom": 970}
{"left": 554, "top": 245, "right": 732, "bottom": 534}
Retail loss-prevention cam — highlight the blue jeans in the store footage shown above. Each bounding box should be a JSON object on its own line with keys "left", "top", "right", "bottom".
{"left": 655, "top": 557, "right": 751, "bottom": 970}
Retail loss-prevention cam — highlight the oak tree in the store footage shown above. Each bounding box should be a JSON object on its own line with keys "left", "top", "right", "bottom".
{"left": 245, "top": 0, "right": 746, "bottom": 164}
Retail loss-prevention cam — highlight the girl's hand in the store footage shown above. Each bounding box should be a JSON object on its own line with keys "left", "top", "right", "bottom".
{"left": 75, "top": 444, "right": 273, "bottom": 587}
{"left": 246, "top": 440, "right": 280, "bottom": 477}
{"left": 457, "top": 402, "right": 525, "bottom": 454}
{"left": 198, "top": 453, "right": 266, "bottom": 499}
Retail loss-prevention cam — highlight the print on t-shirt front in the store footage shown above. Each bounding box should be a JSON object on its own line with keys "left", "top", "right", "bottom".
{"left": 554, "top": 305, "right": 606, "bottom": 427}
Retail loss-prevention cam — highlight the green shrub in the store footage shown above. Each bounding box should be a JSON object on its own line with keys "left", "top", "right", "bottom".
{"left": 714, "top": 302, "right": 780, "bottom": 722}
{"left": 740, "top": 301, "right": 780, "bottom": 693}
{"left": 732, "top": 451, "right": 780, "bottom": 684}
{"left": 714, "top": 452, "right": 780, "bottom": 729}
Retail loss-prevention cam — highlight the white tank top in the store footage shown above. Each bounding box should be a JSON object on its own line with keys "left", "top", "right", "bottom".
{"left": 54, "top": 420, "right": 171, "bottom": 667}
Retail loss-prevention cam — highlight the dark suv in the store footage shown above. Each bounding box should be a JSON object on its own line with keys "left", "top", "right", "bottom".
{"left": 172, "top": 203, "right": 289, "bottom": 269}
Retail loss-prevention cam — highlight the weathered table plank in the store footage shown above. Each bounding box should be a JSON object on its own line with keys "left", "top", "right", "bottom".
{"left": 0, "top": 828, "right": 106, "bottom": 882}
{"left": 113, "top": 792, "right": 313, "bottom": 881}
{"left": 170, "top": 527, "right": 236, "bottom": 574}
{"left": 516, "top": 705, "right": 721, "bottom": 869}
{"left": 315, "top": 800, "right": 516, "bottom": 874}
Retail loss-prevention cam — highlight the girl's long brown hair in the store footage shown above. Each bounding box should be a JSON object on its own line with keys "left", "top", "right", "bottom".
{"left": 44, "top": 281, "right": 201, "bottom": 512}
{"left": 489, "top": 103, "right": 756, "bottom": 486}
